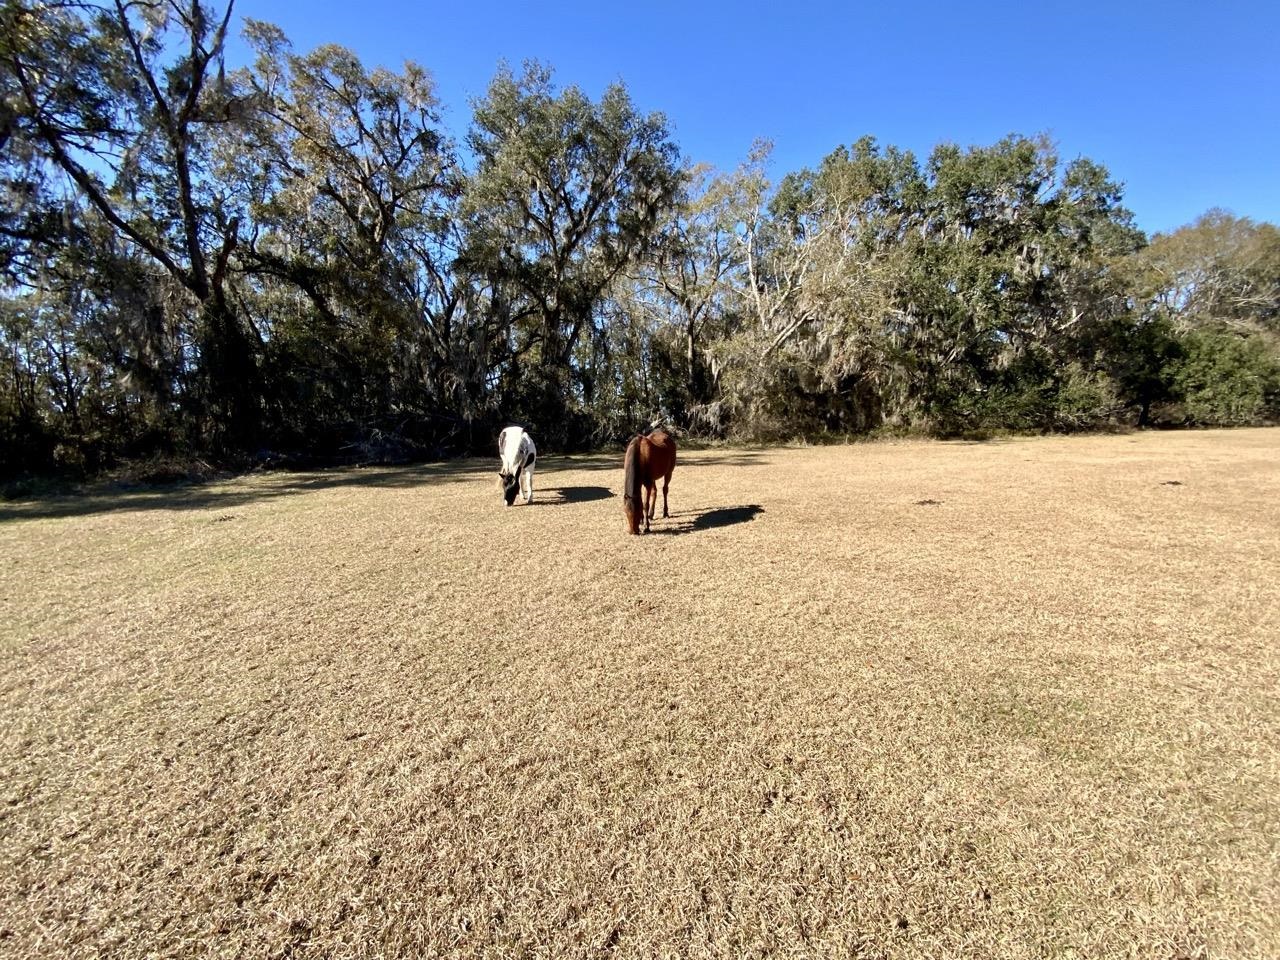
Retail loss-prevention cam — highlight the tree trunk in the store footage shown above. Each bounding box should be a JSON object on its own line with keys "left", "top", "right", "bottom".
{"left": 200, "top": 301, "right": 263, "bottom": 455}
{"left": 687, "top": 320, "right": 707, "bottom": 404}
{"left": 1137, "top": 394, "right": 1151, "bottom": 428}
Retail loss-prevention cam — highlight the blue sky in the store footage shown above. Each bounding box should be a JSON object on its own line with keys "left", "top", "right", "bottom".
{"left": 225, "top": 0, "right": 1279, "bottom": 237}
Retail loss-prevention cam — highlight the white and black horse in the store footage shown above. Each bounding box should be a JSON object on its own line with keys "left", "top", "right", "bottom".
{"left": 497, "top": 426, "right": 537, "bottom": 506}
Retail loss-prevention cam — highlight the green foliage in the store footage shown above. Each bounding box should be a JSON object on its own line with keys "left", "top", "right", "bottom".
{"left": 228, "top": 25, "right": 474, "bottom": 457}
{"left": 2, "top": 5, "right": 1278, "bottom": 477}
{"left": 709, "top": 134, "right": 1153, "bottom": 439}
{"left": 463, "top": 62, "right": 681, "bottom": 447}
{"left": 1052, "top": 364, "right": 1122, "bottom": 429}
{"left": 1173, "top": 331, "right": 1280, "bottom": 425}
{"left": 1139, "top": 212, "right": 1280, "bottom": 334}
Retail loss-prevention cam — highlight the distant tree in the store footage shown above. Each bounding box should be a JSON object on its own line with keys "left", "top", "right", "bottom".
{"left": 1173, "top": 329, "right": 1280, "bottom": 424}
{"left": 464, "top": 63, "right": 681, "bottom": 445}
{"left": 773, "top": 136, "right": 927, "bottom": 431}
{"left": 1138, "top": 211, "right": 1280, "bottom": 334}
{"left": 2, "top": 0, "right": 1276, "bottom": 477}
{"left": 2, "top": 0, "right": 261, "bottom": 451}
{"left": 228, "top": 23, "right": 479, "bottom": 453}
{"left": 1128, "top": 211, "right": 1280, "bottom": 424}
{"left": 704, "top": 135, "right": 1151, "bottom": 437}
{"left": 619, "top": 160, "right": 757, "bottom": 427}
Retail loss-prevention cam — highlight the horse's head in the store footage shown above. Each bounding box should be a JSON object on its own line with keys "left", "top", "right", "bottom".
{"left": 499, "top": 471, "right": 520, "bottom": 506}
{"left": 623, "top": 493, "right": 644, "bottom": 534}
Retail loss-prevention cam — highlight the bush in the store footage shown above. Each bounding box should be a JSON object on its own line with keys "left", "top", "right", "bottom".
{"left": 1052, "top": 363, "right": 1122, "bottom": 430}
{"left": 1173, "top": 331, "right": 1280, "bottom": 425}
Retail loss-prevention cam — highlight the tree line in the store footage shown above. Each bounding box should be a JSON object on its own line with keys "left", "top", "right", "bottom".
{"left": 3, "top": 0, "right": 1278, "bottom": 479}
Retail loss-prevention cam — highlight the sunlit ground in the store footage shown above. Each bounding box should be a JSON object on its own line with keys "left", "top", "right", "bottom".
{"left": 2, "top": 429, "right": 1277, "bottom": 958}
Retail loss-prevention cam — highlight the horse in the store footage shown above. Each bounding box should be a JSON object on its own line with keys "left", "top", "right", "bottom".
{"left": 497, "top": 426, "right": 536, "bottom": 506}
{"left": 622, "top": 429, "right": 676, "bottom": 534}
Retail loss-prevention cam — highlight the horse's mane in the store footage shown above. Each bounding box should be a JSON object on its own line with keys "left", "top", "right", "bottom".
{"left": 622, "top": 434, "right": 642, "bottom": 505}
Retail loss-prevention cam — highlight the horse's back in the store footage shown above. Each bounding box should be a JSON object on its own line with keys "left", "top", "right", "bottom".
{"left": 498, "top": 426, "right": 534, "bottom": 474}
{"left": 642, "top": 430, "right": 676, "bottom": 476}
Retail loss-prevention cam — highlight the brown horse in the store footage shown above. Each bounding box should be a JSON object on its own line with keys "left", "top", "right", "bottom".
{"left": 623, "top": 430, "right": 676, "bottom": 534}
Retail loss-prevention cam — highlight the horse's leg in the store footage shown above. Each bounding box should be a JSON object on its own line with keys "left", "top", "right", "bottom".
{"left": 644, "top": 483, "right": 655, "bottom": 531}
{"left": 661, "top": 469, "right": 671, "bottom": 518}
{"left": 524, "top": 464, "right": 534, "bottom": 504}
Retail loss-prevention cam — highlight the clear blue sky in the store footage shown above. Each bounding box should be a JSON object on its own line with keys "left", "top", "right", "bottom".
{"left": 225, "top": 0, "right": 1280, "bottom": 237}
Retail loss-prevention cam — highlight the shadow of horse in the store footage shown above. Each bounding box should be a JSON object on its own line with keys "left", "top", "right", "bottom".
{"left": 650, "top": 504, "right": 765, "bottom": 534}
{"left": 531, "top": 485, "right": 614, "bottom": 505}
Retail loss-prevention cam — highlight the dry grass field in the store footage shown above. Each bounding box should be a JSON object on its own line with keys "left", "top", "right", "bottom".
{"left": 1, "top": 429, "right": 1278, "bottom": 959}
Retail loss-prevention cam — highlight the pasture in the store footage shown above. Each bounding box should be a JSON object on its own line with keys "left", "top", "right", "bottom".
{"left": 1, "top": 429, "right": 1277, "bottom": 959}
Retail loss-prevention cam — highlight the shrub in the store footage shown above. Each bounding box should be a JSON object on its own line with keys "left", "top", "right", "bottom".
{"left": 1173, "top": 331, "right": 1280, "bottom": 425}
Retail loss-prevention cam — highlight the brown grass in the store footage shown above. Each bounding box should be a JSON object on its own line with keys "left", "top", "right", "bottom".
{"left": 1, "top": 429, "right": 1278, "bottom": 959}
